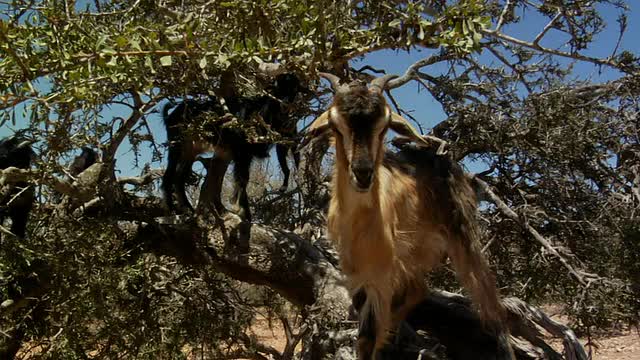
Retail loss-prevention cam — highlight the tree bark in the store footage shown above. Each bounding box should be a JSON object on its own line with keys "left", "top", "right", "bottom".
{"left": 125, "top": 208, "right": 587, "bottom": 360}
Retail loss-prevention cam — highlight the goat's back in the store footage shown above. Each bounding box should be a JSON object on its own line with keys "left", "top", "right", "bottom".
{"left": 383, "top": 145, "right": 473, "bottom": 230}
{"left": 0, "top": 135, "right": 33, "bottom": 170}
{"left": 162, "top": 99, "right": 274, "bottom": 159}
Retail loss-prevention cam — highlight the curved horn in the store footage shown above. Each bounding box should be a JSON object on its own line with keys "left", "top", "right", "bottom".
{"left": 369, "top": 74, "right": 398, "bottom": 93}
{"left": 389, "top": 112, "right": 431, "bottom": 148}
{"left": 16, "top": 139, "right": 34, "bottom": 150}
{"left": 318, "top": 72, "right": 346, "bottom": 93}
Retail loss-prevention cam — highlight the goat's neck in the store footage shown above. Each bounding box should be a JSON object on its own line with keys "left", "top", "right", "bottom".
{"left": 329, "top": 151, "right": 395, "bottom": 277}
{"left": 333, "top": 158, "right": 381, "bottom": 213}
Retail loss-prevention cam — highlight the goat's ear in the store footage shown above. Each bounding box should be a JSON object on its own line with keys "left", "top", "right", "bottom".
{"left": 298, "top": 110, "right": 332, "bottom": 149}
{"left": 389, "top": 112, "right": 431, "bottom": 148}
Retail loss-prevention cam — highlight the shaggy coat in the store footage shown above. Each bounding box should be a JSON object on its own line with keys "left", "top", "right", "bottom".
{"left": 0, "top": 134, "right": 34, "bottom": 238}
{"left": 304, "top": 73, "right": 512, "bottom": 360}
{"left": 162, "top": 73, "right": 302, "bottom": 220}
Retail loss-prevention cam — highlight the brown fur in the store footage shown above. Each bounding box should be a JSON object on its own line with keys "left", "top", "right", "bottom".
{"left": 311, "top": 82, "right": 512, "bottom": 359}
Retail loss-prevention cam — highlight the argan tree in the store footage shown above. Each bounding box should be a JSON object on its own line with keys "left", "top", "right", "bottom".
{"left": 1, "top": 1, "right": 638, "bottom": 359}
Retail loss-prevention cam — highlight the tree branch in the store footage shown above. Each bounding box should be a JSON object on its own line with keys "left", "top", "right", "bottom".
{"left": 117, "top": 169, "right": 164, "bottom": 186}
{"left": 386, "top": 52, "right": 458, "bottom": 90}
{"left": 472, "top": 176, "right": 601, "bottom": 286}
{"left": 533, "top": 12, "right": 562, "bottom": 46}
{"left": 481, "top": 29, "right": 636, "bottom": 74}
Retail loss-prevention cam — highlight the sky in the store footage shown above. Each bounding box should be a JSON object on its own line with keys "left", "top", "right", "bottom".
{"left": 1, "top": 2, "right": 639, "bottom": 180}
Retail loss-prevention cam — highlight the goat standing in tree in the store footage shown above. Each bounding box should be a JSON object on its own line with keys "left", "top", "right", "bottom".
{"left": 162, "top": 73, "right": 302, "bottom": 221}
{"left": 302, "top": 73, "right": 514, "bottom": 360}
{"left": 0, "top": 134, "right": 34, "bottom": 238}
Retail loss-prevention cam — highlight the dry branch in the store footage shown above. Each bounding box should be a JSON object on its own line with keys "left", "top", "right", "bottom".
{"left": 472, "top": 176, "right": 599, "bottom": 286}
{"left": 120, "top": 205, "right": 587, "bottom": 360}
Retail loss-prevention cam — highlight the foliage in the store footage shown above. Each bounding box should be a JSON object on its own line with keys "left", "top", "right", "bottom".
{"left": 1, "top": 0, "right": 639, "bottom": 358}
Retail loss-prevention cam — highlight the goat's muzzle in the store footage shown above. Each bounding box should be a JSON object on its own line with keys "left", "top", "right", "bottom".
{"left": 350, "top": 161, "right": 374, "bottom": 192}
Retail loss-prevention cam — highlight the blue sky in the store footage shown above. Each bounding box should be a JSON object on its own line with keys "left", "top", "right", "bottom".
{"left": 1, "top": 2, "right": 638, "bottom": 179}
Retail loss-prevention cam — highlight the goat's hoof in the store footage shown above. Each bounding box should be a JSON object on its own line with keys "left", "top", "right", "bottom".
{"left": 278, "top": 185, "right": 288, "bottom": 193}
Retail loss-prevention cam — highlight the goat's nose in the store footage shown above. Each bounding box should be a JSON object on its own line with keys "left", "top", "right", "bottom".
{"left": 352, "top": 165, "right": 373, "bottom": 186}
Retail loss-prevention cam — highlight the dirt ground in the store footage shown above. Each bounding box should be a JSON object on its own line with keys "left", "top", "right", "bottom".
{"left": 246, "top": 311, "right": 639, "bottom": 360}
{"left": 17, "top": 308, "right": 639, "bottom": 359}
{"left": 541, "top": 305, "right": 639, "bottom": 360}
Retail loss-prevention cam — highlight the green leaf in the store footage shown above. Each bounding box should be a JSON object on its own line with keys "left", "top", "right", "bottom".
{"left": 199, "top": 56, "right": 208, "bottom": 69}
{"left": 101, "top": 47, "right": 116, "bottom": 55}
{"left": 107, "top": 56, "right": 118, "bottom": 67}
{"left": 389, "top": 19, "right": 402, "bottom": 28}
{"left": 129, "top": 39, "right": 142, "bottom": 51}
{"left": 116, "top": 36, "right": 128, "bottom": 48}
{"left": 160, "top": 56, "right": 172, "bottom": 66}
{"left": 473, "top": 31, "right": 483, "bottom": 43}
{"left": 96, "top": 34, "right": 108, "bottom": 48}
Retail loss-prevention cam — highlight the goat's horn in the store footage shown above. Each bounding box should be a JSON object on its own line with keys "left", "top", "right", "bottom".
{"left": 369, "top": 74, "right": 398, "bottom": 93}
{"left": 389, "top": 112, "right": 431, "bottom": 148}
{"left": 298, "top": 110, "right": 332, "bottom": 150}
{"left": 16, "top": 139, "right": 34, "bottom": 149}
{"left": 318, "top": 72, "right": 346, "bottom": 93}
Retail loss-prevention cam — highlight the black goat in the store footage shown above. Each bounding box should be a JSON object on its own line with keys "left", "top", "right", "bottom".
{"left": 162, "top": 73, "right": 302, "bottom": 221}
{"left": 69, "top": 147, "right": 98, "bottom": 176}
{"left": 0, "top": 134, "right": 35, "bottom": 238}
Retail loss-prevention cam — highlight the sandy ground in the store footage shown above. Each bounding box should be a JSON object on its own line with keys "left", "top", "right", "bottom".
{"left": 246, "top": 312, "right": 639, "bottom": 360}
{"left": 588, "top": 331, "right": 640, "bottom": 360}
{"left": 540, "top": 305, "right": 639, "bottom": 360}
{"left": 17, "top": 310, "right": 638, "bottom": 359}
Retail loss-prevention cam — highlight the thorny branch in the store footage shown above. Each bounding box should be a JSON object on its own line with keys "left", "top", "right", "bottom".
{"left": 473, "top": 176, "right": 601, "bottom": 287}
{"left": 481, "top": 29, "right": 637, "bottom": 75}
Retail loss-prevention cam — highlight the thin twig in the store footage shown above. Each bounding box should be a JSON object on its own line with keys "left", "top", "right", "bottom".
{"left": 473, "top": 176, "right": 602, "bottom": 286}
{"left": 481, "top": 29, "right": 636, "bottom": 74}
{"left": 496, "top": 0, "right": 514, "bottom": 32}
{"left": 533, "top": 12, "right": 562, "bottom": 46}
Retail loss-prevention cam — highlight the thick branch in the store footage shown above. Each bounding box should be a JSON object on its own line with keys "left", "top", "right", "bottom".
{"left": 117, "top": 169, "right": 164, "bottom": 186}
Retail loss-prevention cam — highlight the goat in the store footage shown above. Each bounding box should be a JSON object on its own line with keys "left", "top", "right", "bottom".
{"left": 162, "top": 73, "right": 302, "bottom": 221}
{"left": 69, "top": 146, "right": 98, "bottom": 176}
{"left": 0, "top": 134, "right": 35, "bottom": 238}
{"left": 302, "top": 73, "right": 513, "bottom": 359}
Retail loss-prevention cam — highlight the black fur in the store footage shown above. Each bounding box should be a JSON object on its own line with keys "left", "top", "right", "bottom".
{"left": 69, "top": 147, "right": 98, "bottom": 176}
{"left": 0, "top": 134, "right": 34, "bottom": 238}
{"left": 162, "top": 73, "right": 303, "bottom": 221}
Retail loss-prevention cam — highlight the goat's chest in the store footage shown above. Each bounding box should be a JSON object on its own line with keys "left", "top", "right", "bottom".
{"left": 327, "top": 201, "right": 394, "bottom": 278}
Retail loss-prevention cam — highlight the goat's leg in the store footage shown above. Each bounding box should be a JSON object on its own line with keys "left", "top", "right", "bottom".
{"left": 448, "top": 239, "right": 515, "bottom": 359}
{"left": 198, "top": 156, "right": 230, "bottom": 215}
{"left": 390, "top": 280, "right": 428, "bottom": 330}
{"left": 162, "top": 144, "right": 182, "bottom": 213}
{"left": 161, "top": 164, "right": 176, "bottom": 212}
{"left": 292, "top": 144, "right": 300, "bottom": 169}
{"left": 276, "top": 144, "right": 290, "bottom": 192}
{"left": 357, "top": 300, "right": 377, "bottom": 360}
{"left": 174, "top": 160, "right": 195, "bottom": 212}
{"left": 231, "top": 155, "right": 252, "bottom": 222}
{"left": 356, "top": 286, "right": 392, "bottom": 360}
{"left": 8, "top": 211, "right": 28, "bottom": 238}
{"left": 6, "top": 188, "right": 33, "bottom": 238}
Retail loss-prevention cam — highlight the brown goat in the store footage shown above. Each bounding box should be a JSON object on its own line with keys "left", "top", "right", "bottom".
{"left": 303, "top": 73, "right": 513, "bottom": 359}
